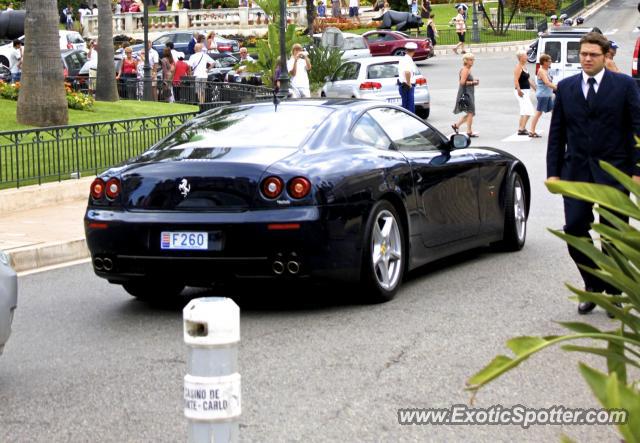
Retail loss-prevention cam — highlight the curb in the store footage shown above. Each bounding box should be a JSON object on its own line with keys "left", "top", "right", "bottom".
{"left": 0, "top": 176, "right": 94, "bottom": 213}
{"left": 8, "top": 239, "right": 89, "bottom": 273}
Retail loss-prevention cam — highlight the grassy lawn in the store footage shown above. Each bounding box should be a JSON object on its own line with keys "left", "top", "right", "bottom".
{"left": 0, "top": 98, "right": 199, "bottom": 188}
{"left": 0, "top": 99, "right": 198, "bottom": 132}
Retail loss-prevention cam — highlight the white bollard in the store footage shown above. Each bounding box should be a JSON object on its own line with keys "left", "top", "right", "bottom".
{"left": 183, "top": 297, "right": 241, "bottom": 443}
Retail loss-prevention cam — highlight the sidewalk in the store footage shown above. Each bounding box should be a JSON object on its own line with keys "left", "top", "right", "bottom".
{"left": 0, "top": 178, "right": 92, "bottom": 273}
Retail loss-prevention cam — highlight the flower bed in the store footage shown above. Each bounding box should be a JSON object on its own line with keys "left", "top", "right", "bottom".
{"left": 0, "top": 81, "right": 95, "bottom": 111}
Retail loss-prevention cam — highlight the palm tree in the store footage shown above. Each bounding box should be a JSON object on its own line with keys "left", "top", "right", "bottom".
{"left": 305, "top": 0, "right": 315, "bottom": 35}
{"left": 95, "top": 0, "right": 118, "bottom": 101}
{"left": 16, "top": 0, "right": 68, "bottom": 126}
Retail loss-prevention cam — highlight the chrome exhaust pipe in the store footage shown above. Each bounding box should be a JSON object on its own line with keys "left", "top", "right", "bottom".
{"left": 94, "top": 257, "right": 104, "bottom": 271}
{"left": 103, "top": 257, "right": 113, "bottom": 271}
{"left": 287, "top": 261, "right": 300, "bottom": 275}
{"left": 272, "top": 261, "right": 285, "bottom": 275}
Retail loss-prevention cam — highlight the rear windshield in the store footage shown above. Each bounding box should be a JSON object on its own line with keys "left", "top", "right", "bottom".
{"left": 343, "top": 37, "right": 367, "bottom": 50}
{"left": 367, "top": 62, "right": 398, "bottom": 79}
{"left": 67, "top": 33, "right": 85, "bottom": 44}
{"left": 150, "top": 105, "right": 333, "bottom": 152}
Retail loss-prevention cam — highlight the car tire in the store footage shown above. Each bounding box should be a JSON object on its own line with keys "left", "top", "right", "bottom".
{"left": 0, "top": 56, "right": 8, "bottom": 69}
{"left": 393, "top": 49, "right": 406, "bottom": 56}
{"left": 416, "top": 107, "right": 430, "bottom": 119}
{"left": 361, "top": 200, "right": 405, "bottom": 303}
{"left": 320, "top": 91, "right": 326, "bottom": 97}
{"left": 122, "top": 280, "right": 185, "bottom": 301}
{"left": 496, "top": 172, "right": 527, "bottom": 251}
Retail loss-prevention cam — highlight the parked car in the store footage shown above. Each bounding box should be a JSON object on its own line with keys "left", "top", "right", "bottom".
{"left": 321, "top": 56, "right": 430, "bottom": 119}
{"left": 362, "top": 30, "right": 434, "bottom": 61}
{"left": 632, "top": 36, "right": 640, "bottom": 88}
{"left": 0, "top": 249, "right": 17, "bottom": 356}
{"left": 0, "top": 30, "right": 86, "bottom": 68}
{"left": 123, "top": 31, "right": 240, "bottom": 59}
{"left": 62, "top": 49, "right": 88, "bottom": 79}
{"left": 312, "top": 32, "right": 371, "bottom": 61}
{"left": 84, "top": 100, "right": 529, "bottom": 302}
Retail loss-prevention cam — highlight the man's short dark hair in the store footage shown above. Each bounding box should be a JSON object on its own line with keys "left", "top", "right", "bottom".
{"left": 580, "top": 32, "right": 610, "bottom": 54}
{"left": 165, "top": 41, "right": 174, "bottom": 49}
{"left": 12, "top": 39, "right": 20, "bottom": 47}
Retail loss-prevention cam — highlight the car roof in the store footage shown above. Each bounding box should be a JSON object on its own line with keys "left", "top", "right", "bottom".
{"left": 541, "top": 27, "right": 594, "bottom": 38}
{"left": 341, "top": 55, "right": 403, "bottom": 65}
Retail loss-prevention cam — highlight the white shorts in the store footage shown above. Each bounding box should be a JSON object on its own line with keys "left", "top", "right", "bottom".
{"left": 514, "top": 89, "right": 534, "bottom": 116}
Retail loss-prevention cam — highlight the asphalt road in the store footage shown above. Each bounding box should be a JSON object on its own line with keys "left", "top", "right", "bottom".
{"left": 1, "top": 1, "right": 638, "bottom": 441}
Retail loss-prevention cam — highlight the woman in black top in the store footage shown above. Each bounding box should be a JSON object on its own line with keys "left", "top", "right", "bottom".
{"left": 513, "top": 50, "right": 536, "bottom": 135}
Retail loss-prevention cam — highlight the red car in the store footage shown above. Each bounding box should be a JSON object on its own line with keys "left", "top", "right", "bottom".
{"left": 362, "top": 30, "right": 434, "bottom": 61}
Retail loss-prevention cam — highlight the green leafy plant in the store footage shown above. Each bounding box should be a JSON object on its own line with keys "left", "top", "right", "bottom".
{"left": 467, "top": 159, "right": 640, "bottom": 442}
{"left": 255, "top": 23, "right": 307, "bottom": 87}
{"left": 307, "top": 44, "right": 343, "bottom": 93}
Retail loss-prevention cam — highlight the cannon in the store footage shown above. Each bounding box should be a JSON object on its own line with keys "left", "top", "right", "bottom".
{"left": 0, "top": 10, "right": 25, "bottom": 41}
{"left": 372, "top": 10, "right": 423, "bottom": 32}
{"left": 0, "top": 10, "right": 25, "bottom": 69}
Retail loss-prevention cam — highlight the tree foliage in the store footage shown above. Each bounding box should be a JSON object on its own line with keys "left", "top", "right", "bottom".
{"left": 255, "top": 23, "right": 306, "bottom": 87}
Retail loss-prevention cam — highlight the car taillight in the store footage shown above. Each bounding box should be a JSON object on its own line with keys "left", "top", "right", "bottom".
{"left": 105, "top": 178, "right": 121, "bottom": 200}
{"left": 633, "top": 38, "right": 640, "bottom": 76}
{"left": 67, "top": 42, "right": 73, "bottom": 49}
{"left": 90, "top": 178, "right": 105, "bottom": 199}
{"left": 359, "top": 81, "right": 382, "bottom": 90}
{"left": 415, "top": 77, "right": 427, "bottom": 86}
{"left": 535, "top": 63, "right": 540, "bottom": 74}
{"left": 287, "top": 177, "right": 311, "bottom": 199}
{"left": 218, "top": 44, "right": 231, "bottom": 52}
{"left": 420, "top": 41, "right": 427, "bottom": 49}
{"left": 261, "top": 176, "right": 284, "bottom": 199}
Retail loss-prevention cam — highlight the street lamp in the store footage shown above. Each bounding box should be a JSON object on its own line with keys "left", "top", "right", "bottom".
{"left": 142, "top": 0, "right": 152, "bottom": 101}
{"left": 277, "top": 0, "right": 290, "bottom": 98}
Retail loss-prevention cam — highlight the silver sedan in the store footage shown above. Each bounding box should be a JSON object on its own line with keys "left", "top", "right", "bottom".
{"left": 321, "top": 56, "right": 430, "bottom": 119}
{"left": 0, "top": 250, "right": 17, "bottom": 356}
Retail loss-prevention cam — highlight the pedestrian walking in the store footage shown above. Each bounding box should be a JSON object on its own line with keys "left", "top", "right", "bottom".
{"left": 331, "top": 0, "right": 341, "bottom": 17}
{"left": 452, "top": 7, "right": 466, "bottom": 54}
{"left": 513, "top": 49, "right": 536, "bottom": 136}
{"left": 420, "top": 0, "right": 431, "bottom": 19}
{"left": 172, "top": 55, "right": 191, "bottom": 102}
{"left": 349, "top": 0, "right": 360, "bottom": 24}
{"left": 529, "top": 53, "right": 556, "bottom": 138}
{"left": 161, "top": 48, "right": 176, "bottom": 102}
{"left": 116, "top": 47, "right": 138, "bottom": 98}
{"left": 188, "top": 43, "right": 214, "bottom": 103}
{"left": 64, "top": 5, "right": 75, "bottom": 31}
{"left": 317, "top": 0, "right": 326, "bottom": 17}
{"left": 425, "top": 13, "right": 437, "bottom": 47}
{"left": 397, "top": 42, "right": 418, "bottom": 113}
{"left": 605, "top": 40, "right": 620, "bottom": 73}
{"left": 8, "top": 39, "right": 21, "bottom": 83}
{"left": 546, "top": 32, "right": 640, "bottom": 316}
{"left": 452, "top": 52, "right": 478, "bottom": 137}
{"left": 287, "top": 43, "right": 312, "bottom": 98}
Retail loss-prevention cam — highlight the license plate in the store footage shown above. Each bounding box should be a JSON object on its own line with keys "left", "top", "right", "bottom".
{"left": 387, "top": 98, "right": 401, "bottom": 104}
{"left": 161, "top": 231, "right": 208, "bottom": 250}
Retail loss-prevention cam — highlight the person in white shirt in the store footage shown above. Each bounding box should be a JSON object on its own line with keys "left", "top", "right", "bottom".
{"left": 348, "top": 0, "right": 360, "bottom": 23}
{"left": 453, "top": 6, "right": 466, "bottom": 54}
{"left": 397, "top": 42, "right": 418, "bottom": 113}
{"left": 188, "top": 43, "right": 214, "bottom": 103}
{"left": 287, "top": 43, "right": 311, "bottom": 98}
{"left": 8, "top": 39, "right": 22, "bottom": 83}
{"left": 92, "top": 4, "right": 98, "bottom": 14}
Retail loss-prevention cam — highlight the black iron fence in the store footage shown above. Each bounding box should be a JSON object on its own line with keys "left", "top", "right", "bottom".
{"left": 0, "top": 112, "right": 203, "bottom": 189}
{"left": 69, "top": 77, "right": 274, "bottom": 106}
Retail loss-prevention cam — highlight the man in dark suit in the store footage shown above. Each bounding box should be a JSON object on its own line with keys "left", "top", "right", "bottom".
{"left": 547, "top": 32, "right": 640, "bottom": 315}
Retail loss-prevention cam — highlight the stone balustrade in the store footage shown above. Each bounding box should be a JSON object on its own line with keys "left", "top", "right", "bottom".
{"left": 81, "top": 6, "right": 308, "bottom": 37}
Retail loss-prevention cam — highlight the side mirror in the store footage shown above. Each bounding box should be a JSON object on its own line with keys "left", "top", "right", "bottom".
{"left": 450, "top": 133, "right": 470, "bottom": 149}
{"left": 324, "top": 75, "right": 332, "bottom": 82}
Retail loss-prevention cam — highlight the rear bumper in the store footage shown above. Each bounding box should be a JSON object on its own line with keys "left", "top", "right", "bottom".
{"left": 84, "top": 205, "right": 365, "bottom": 285}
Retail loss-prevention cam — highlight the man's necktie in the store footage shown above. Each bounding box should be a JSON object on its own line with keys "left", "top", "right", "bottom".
{"left": 586, "top": 77, "right": 596, "bottom": 109}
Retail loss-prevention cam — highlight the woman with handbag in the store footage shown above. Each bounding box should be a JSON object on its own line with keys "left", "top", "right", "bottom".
{"left": 452, "top": 53, "right": 479, "bottom": 137}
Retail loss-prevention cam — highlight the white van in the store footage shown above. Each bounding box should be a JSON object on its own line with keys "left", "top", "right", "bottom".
{"left": 535, "top": 27, "right": 592, "bottom": 83}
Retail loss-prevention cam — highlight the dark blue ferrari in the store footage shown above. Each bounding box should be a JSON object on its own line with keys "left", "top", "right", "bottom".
{"left": 85, "top": 100, "right": 530, "bottom": 302}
